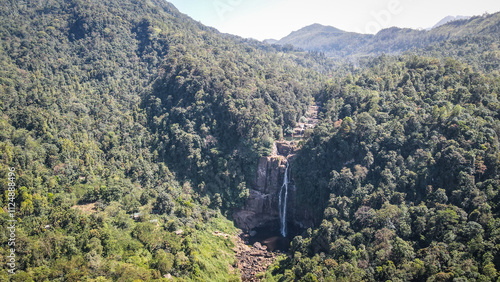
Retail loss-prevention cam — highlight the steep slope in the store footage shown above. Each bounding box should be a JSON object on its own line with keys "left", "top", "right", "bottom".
{"left": 266, "top": 55, "right": 500, "bottom": 281}
{"left": 0, "top": 0, "right": 327, "bottom": 280}
{"left": 2, "top": 0, "right": 499, "bottom": 281}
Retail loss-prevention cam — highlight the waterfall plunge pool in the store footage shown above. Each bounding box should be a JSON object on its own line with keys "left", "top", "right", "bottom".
{"left": 246, "top": 219, "right": 304, "bottom": 253}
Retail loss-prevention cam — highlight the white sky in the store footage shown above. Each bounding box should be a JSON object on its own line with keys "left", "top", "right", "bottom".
{"left": 167, "top": 0, "right": 500, "bottom": 41}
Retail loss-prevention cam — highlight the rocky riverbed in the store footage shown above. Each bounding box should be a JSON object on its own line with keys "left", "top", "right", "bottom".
{"left": 233, "top": 233, "right": 278, "bottom": 281}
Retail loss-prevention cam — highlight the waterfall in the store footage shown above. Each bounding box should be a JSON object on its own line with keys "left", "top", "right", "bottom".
{"left": 279, "top": 161, "right": 289, "bottom": 237}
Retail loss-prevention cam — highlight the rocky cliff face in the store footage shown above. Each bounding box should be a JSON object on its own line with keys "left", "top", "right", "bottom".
{"left": 234, "top": 104, "right": 321, "bottom": 232}
{"left": 233, "top": 151, "right": 286, "bottom": 231}
{"left": 233, "top": 141, "right": 313, "bottom": 231}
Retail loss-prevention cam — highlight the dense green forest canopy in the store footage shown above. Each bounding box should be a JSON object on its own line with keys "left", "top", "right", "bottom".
{"left": 0, "top": 0, "right": 326, "bottom": 280}
{"left": 271, "top": 55, "right": 500, "bottom": 281}
{"left": 0, "top": 0, "right": 499, "bottom": 281}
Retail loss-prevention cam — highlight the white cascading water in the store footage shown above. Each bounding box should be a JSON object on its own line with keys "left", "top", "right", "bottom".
{"left": 278, "top": 161, "right": 289, "bottom": 237}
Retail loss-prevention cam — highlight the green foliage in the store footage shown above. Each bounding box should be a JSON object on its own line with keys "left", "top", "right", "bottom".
{"left": 1, "top": 0, "right": 500, "bottom": 281}
{"left": 0, "top": 0, "right": 324, "bottom": 280}
{"left": 270, "top": 55, "right": 500, "bottom": 281}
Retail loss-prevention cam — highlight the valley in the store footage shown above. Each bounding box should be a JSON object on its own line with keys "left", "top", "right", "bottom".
{"left": 0, "top": 0, "right": 499, "bottom": 281}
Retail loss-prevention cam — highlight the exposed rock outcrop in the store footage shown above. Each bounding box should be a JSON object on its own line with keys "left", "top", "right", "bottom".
{"left": 234, "top": 233, "right": 277, "bottom": 281}
{"left": 233, "top": 156, "right": 286, "bottom": 231}
{"left": 276, "top": 141, "right": 296, "bottom": 156}
{"left": 233, "top": 140, "right": 299, "bottom": 231}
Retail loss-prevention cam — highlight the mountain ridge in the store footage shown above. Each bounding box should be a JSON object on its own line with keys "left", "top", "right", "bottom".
{"left": 272, "top": 12, "right": 500, "bottom": 57}
{"left": 430, "top": 15, "right": 471, "bottom": 29}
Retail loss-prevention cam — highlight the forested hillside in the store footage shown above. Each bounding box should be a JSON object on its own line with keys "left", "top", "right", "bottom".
{"left": 0, "top": 0, "right": 325, "bottom": 280}
{"left": 0, "top": 0, "right": 499, "bottom": 281}
{"left": 266, "top": 55, "right": 500, "bottom": 281}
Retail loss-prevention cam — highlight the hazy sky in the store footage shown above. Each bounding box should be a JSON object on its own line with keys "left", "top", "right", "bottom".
{"left": 167, "top": 0, "right": 500, "bottom": 40}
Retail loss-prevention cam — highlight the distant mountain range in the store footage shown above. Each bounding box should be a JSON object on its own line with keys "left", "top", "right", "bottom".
{"left": 266, "top": 13, "right": 499, "bottom": 57}
{"left": 430, "top": 15, "right": 471, "bottom": 29}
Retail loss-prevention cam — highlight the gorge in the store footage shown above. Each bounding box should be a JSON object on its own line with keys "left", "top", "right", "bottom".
{"left": 232, "top": 140, "right": 302, "bottom": 234}
{"left": 233, "top": 103, "right": 320, "bottom": 251}
{"left": 3, "top": 1, "right": 499, "bottom": 279}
